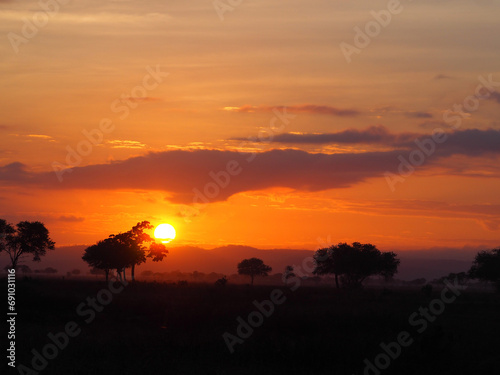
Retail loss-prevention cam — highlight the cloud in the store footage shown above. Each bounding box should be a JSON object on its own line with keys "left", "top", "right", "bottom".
{"left": 489, "top": 91, "right": 500, "bottom": 103}
{"left": 0, "top": 128, "right": 498, "bottom": 204}
{"left": 418, "top": 121, "right": 455, "bottom": 130}
{"left": 254, "top": 126, "right": 500, "bottom": 156}
{"left": 0, "top": 149, "right": 404, "bottom": 203}
{"left": 406, "top": 111, "right": 433, "bottom": 119}
{"left": 58, "top": 215, "right": 85, "bottom": 222}
{"left": 433, "top": 74, "right": 455, "bottom": 80}
{"left": 8, "top": 134, "right": 55, "bottom": 142}
{"left": 428, "top": 128, "right": 500, "bottom": 157}
{"left": 121, "top": 97, "right": 160, "bottom": 103}
{"left": 239, "top": 125, "right": 416, "bottom": 145}
{"left": 223, "top": 104, "right": 360, "bottom": 117}
{"left": 107, "top": 140, "right": 146, "bottom": 149}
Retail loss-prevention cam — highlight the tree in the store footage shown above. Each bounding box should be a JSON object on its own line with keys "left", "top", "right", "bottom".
{"left": 469, "top": 248, "right": 500, "bottom": 291}
{"left": 82, "top": 221, "right": 169, "bottom": 282}
{"left": 283, "top": 265, "right": 296, "bottom": 286}
{"left": 110, "top": 221, "right": 169, "bottom": 281}
{"left": 18, "top": 265, "right": 32, "bottom": 274}
{"left": 82, "top": 237, "right": 135, "bottom": 282}
{"left": 38, "top": 267, "right": 58, "bottom": 274}
{"left": 0, "top": 219, "right": 55, "bottom": 269}
{"left": 215, "top": 276, "right": 228, "bottom": 286}
{"left": 237, "top": 258, "right": 272, "bottom": 285}
{"left": 313, "top": 242, "right": 400, "bottom": 289}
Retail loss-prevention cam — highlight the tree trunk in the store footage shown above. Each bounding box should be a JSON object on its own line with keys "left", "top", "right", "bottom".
{"left": 10, "top": 252, "right": 20, "bottom": 270}
{"left": 335, "top": 273, "right": 339, "bottom": 289}
{"left": 123, "top": 268, "right": 127, "bottom": 281}
{"left": 105, "top": 269, "right": 109, "bottom": 282}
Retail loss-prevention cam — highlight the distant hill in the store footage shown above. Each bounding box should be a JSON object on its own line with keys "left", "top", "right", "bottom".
{"left": 0, "top": 244, "right": 481, "bottom": 281}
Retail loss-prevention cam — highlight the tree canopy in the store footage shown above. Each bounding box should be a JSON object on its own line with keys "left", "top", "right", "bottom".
{"left": 237, "top": 257, "right": 272, "bottom": 285}
{"left": 468, "top": 247, "right": 500, "bottom": 290}
{"left": 82, "top": 221, "right": 169, "bottom": 281}
{"left": 0, "top": 219, "right": 55, "bottom": 269}
{"left": 313, "top": 242, "right": 400, "bottom": 289}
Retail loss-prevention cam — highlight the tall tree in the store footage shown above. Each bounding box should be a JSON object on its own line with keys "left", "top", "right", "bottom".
{"left": 313, "top": 242, "right": 400, "bottom": 289}
{"left": 111, "top": 221, "right": 169, "bottom": 281}
{"left": 237, "top": 258, "right": 272, "bottom": 285}
{"left": 82, "top": 221, "right": 169, "bottom": 282}
{"left": 469, "top": 247, "right": 500, "bottom": 291}
{"left": 0, "top": 219, "right": 55, "bottom": 269}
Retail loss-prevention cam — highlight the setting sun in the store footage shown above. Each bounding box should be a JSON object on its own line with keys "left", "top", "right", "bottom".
{"left": 154, "top": 223, "right": 176, "bottom": 243}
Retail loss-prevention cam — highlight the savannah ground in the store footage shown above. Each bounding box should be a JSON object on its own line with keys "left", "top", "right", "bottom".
{"left": 4, "top": 277, "right": 500, "bottom": 375}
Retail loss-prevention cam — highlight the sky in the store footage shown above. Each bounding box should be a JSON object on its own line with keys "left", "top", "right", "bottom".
{"left": 0, "top": 0, "right": 499, "bottom": 254}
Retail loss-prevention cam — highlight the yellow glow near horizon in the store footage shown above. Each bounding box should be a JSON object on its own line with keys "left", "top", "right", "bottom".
{"left": 154, "top": 223, "right": 176, "bottom": 243}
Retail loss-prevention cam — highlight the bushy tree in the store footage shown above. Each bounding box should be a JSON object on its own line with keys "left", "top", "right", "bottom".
{"left": 83, "top": 221, "right": 169, "bottom": 282}
{"left": 313, "top": 242, "right": 400, "bottom": 289}
{"left": 215, "top": 275, "right": 228, "bottom": 286}
{"left": 469, "top": 248, "right": 500, "bottom": 291}
{"left": 237, "top": 258, "right": 272, "bottom": 285}
{"left": 82, "top": 237, "right": 135, "bottom": 282}
{"left": 0, "top": 219, "right": 55, "bottom": 269}
{"left": 111, "top": 221, "right": 169, "bottom": 281}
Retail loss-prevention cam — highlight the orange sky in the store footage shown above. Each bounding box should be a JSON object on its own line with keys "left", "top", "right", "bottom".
{"left": 1, "top": 0, "right": 499, "bottom": 254}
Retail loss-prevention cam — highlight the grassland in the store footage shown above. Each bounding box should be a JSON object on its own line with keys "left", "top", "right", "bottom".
{"left": 5, "top": 277, "right": 500, "bottom": 375}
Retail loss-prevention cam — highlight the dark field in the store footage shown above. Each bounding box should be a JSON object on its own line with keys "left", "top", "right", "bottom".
{"left": 5, "top": 278, "right": 500, "bottom": 375}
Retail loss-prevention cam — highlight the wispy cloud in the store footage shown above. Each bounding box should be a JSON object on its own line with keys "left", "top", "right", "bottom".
{"left": 234, "top": 125, "right": 416, "bottom": 145}
{"left": 406, "top": 111, "right": 433, "bottom": 119}
{"left": 248, "top": 127, "right": 500, "bottom": 156}
{"left": 418, "top": 121, "right": 455, "bottom": 130}
{"left": 58, "top": 215, "right": 85, "bottom": 222}
{"left": 8, "top": 134, "right": 55, "bottom": 142}
{"left": 120, "top": 97, "right": 161, "bottom": 103}
{"left": 223, "top": 104, "right": 360, "bottom": 117}
{"left": 107, "top": 140, "right": 146, "bottom": 149}
{"left": 27, "top": 134, "right": 54, "bottom": 140}
{"left": 434, "top": 74, "right": 455, "bottom": 80}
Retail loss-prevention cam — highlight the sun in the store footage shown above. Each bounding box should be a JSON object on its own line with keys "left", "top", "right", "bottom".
{"left": 154, "top": 223, "right": 176, "bottom": 243}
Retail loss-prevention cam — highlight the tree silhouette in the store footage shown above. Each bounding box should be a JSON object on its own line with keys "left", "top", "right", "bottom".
{"left": 215, "top": 275, "right": 228, "bottom": 286}
{"left": 313, "top": 242, "right": 400, "bottom": 289}
{"left": 469, "top": 247, "right": 500, "bottom": 291}
{"left": 237, "top": 258, "right": 272, "bottom": 285}
{"left": 283, "top": 265, "right": 296, "bottom": 286}
{"left": 82, "top": 237, "right": 135, "bottom": 282}
{"left": 0, "top": 219, "right": 55, "bottom": 269}
{"left": 110, "top": 221, "right": 169, "bottom": 281}
{"left": 35, "top": 267, "right": 58, "bottom": 274}
{"left": 82, "top": 221, "right": 169, "bottom": 282}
